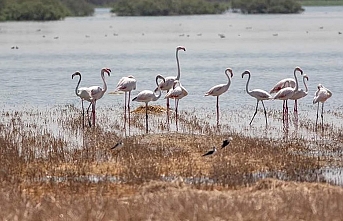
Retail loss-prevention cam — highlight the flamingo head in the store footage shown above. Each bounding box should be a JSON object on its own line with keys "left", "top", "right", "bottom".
{"left": 177, "top": 46, "right": 186, "bottom": 52}
{"left": 127, "top": 75, "right": 135, "bottom": 79}
{"left": 101, "top": 68, "right": 111, "bottom": 76}
{"left": 71, "top": 71, "right": 81, "bottom": 79}
{"left": 317, "top": 84, "right": 323, "bottom": 89}
{"left": 241, "top": 70, "right": 251, "bottom": 78}
{"left": 155, "top": 74, "right": 166, "bottom": 87}
{"left": 225, "top": 68, "right": 234, "bottom": 78}
{"left": 294, "top": 67, "right": 303, "bottom": 75}
{"left": 303, "top": 74, "right": 309, "bottom": 81}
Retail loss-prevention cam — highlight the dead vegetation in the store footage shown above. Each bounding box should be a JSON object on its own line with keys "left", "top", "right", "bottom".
{"left": 0, "top": 104, "right": 343, "bottom": 220}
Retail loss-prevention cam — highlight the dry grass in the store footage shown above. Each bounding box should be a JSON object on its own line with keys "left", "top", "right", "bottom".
{"left": 1, "top": 105, "right": 343, "bottom": 220}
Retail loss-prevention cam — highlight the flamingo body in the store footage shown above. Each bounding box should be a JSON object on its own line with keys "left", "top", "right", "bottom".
{"left": 205, "top": 68, "right": 233, "bottom": 125}
{"left": 313, "top": 84, "right": 332, "bottom": 130}
{"left": 242, "top": 70, "right": 272, "bottom": 126}
{"left": 132, "top": 75, "right": 165, "bottom": 133}
{"left": 115, "top": 75, "right": 137, "bottom": 129}
{"left": 159, "top": 46, "right": 186, "bottom": 123}
{"left": 116, "top": 75, "right": 137, "bottom": 92}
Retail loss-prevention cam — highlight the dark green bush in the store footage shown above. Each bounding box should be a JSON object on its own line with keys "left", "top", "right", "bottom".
{"left": 111, "top": 0, "right": 229, "bottom": 16}
{"left": 231, "top": 0, "right": 304, "bottom": 14}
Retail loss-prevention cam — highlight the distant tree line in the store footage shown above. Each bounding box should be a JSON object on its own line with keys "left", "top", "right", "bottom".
{"left": 111, "top": 0, "right": 230, "bottom": 16}
{"left": 0, "top": 0, "right": 304, "bottom": 21}
{"left": 0, "top": 0, "right": 94, "bottom": 21}
{"left": 231, "top": 0, "right": 304, "bottom": 13}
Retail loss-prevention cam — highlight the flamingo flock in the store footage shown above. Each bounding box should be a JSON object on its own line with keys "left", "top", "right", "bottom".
{"left": 71, "top": 46, "right": 333, "bottom": 133}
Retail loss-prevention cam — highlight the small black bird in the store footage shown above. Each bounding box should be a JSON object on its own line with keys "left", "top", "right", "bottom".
{"left": 111, "top": 141, "right": 124, "bottom": 150}
{"left": 202, "top": 147, "right": 217, "bottom": 157}
{"left": 221, "top": 137, "right": 232, "bottom": 148}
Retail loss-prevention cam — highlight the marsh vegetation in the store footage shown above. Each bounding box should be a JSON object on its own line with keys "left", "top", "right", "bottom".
{"left": 1, "top": 104, "right": 343, "bottom": 220}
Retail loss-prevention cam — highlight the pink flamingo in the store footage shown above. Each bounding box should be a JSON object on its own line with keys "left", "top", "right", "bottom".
{"left": 71, "top": 71, "right": 92, "bottom": 128}
{"left": 273, "top": 67, "right": 303, "bottom": 122}
{"left": 88, "top": 68, "right": 111, "bottom": 127}
{"left": 132, "top": 75, "right": 165, "bottom": 133}
{"left": 242, "top": 70, "right": 272, "bottom": 126}
{"left": 115, "top": 75, "right": 137, "bottom": 127}
{"left": 204, "top": 68, "right": 233, "bottom": 126}
{"left": 313, "top": 84, "right": 332, "bottom": 130}
{"left": 289, "top": 74, "right": 309, "bottom": 112}
{"left": 158, "top": 46, "right": 186, "bottom": 123}
{"left": 165, "top": 80, "right": 188, "bottom": 130}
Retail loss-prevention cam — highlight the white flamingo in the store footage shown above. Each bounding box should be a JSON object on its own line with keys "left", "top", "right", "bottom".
{"left": 273, "top": 67, "right": 303, "bottom": 122}
{"left": 158, "top": 46, "right": 186, "bottom": 123}
{"left": 242, "top": 70, "right": 272, "bottom": 126}
{"left": 204, "top": 68, "right": 233, "bottom": 125}
{"left": 88, "top": 68, "right": 111, "bottom": 127}
{"left": 289, "top": 74, "right": 309, "bottom": 112}
{"left": 115, "top": 75, "right": 137, "bottom": 127}
{"left": 132, "top": 75, "right": 165, "bottom": 133}
{"left": 313, "top": 84, "right": 332, "bottom": 130}
{"left": 71, "top": 71, "right": 92, "bottom": 128}
{"left": 165, "top": 80, "right": 188, "bottom": 130}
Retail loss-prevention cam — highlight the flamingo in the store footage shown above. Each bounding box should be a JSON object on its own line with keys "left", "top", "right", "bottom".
{"left": 132, "top": 75, "right": 165, "bottom": 133}
{"left": 313, "top": 84, "right": 332, "bottom": 130}
{"left": 204, "top": 68, "right": 233, "bottom": 126}
{"left": 71, "top": 71, "right": 92, "bottom": 128}
{"left": 165, "top": 80, "right": 188, "bottom": 130}
{"left": 88, "top": 68, "right": 111, "bottom": 127}
{"left": 242, "top": 70, "right": 272, "bottom": 126}
{"left": 289, "top": 74, "right": 309, "bottom": 112}
{"left": 273, "top": 67, "right": 303, "bottom": 122}
{"left": 114, "top": 75, "right": 137, "bottom": 127}
{"left": 158, "top": 46, "right": 186, "bottom": 123}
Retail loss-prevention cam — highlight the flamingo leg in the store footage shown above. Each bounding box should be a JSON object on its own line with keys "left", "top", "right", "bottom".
{"left": 294, "top": 100, "right": 298, "bottom": 112}
{"left": 92, "top": 101, "right": 96, "bottom": 127}
{"left": 145, "top": 102, "right": 148, "bottom": 133}
{"left": 282, "top": 100, "right": 286, "bottom": 123}
{"left": 250, "top": 100, "right": 259, "bottom": 125}
{"left": 175, "top": 99, "right": 179, "bottom": 131}
{"left": 124, "top": 92, "right": 127, "bottom": 124}
{"left": 128, "top": 91, "right": 131, "bottom": 131}
{"left": 86, "top": 102, "right": 92, "bottom": 127}
{"left": 261, "top": 100, "right": 268, "bottom": 126}
{"left": 166, "top": 91, "right": 170, "bottom": 124}
{"left": 315, "top": 102, "right": 319, "bottom": 129}
{"left": 216, "top": 96, "right": 219, "bottom": 126}
{"left": 81, "top": 100, "right": 85, "bottom": 129}
{"left": 321, "top": 102, "right": 324, "bottom": 130}
{"left": 285, "top": 100, "right": 289, "bottom": 124}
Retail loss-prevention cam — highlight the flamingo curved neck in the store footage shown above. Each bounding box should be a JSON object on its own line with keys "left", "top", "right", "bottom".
{"left": 225, "top": 70, "right": 232, "bottom": 87}
{"left": 303, "top": 77, "right": 308, "bottom": 93}
{"left": 176, "top": 49, "right": 181, "bottom": 80}
{"left": 244, "top": 73, "right": 251, "bottom": 94}
{"left": 293, "top": 69, "right": 299, "bottom": 92}
{"left": 101, "top": 70, "right": 108, "bottom": 93}
{"left": 153, "top": 88, "right": 162, "bottom": 101}
{"left": 74, "top": 73, "right": 81, "bottom": 96}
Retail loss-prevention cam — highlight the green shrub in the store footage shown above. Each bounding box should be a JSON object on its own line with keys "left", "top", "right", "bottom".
{"left": 111, "top": 0, "right": 229, "bottom": 16}
{"left": 232, "top": 0, "right": 304, "bottom": 14}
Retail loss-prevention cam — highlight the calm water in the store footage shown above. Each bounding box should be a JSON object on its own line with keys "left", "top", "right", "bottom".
{"left": 1, "top": 7, "right": 343, "bottom": 186}
{"left": 0, "top": 6, "right": 343, "bottom": 118}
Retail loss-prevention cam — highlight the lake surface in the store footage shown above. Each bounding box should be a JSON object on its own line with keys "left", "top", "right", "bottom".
{"left": 0, "top": 6, "right": 343, "bottom": 121}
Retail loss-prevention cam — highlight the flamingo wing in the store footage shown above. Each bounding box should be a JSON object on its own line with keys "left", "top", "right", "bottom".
{"left": 290, "top": 89, "right": 308, "bottom": 100}
{"left": 159, "top": 76, "right": 176, "bottom": 91}
{"left": 205, "top": 84, "right": 228, "bottom": 96}
{"left": 270, "top": 78, "right": 296, "bottom": 94}
{"left": 250, "top": 89, "right": 272, "bottom": 100}
{"left": 132, "top": 90, "right": 154, "bottom": 102}
{"left": 273, "top": 87, "right": 295, "bottom": 100}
